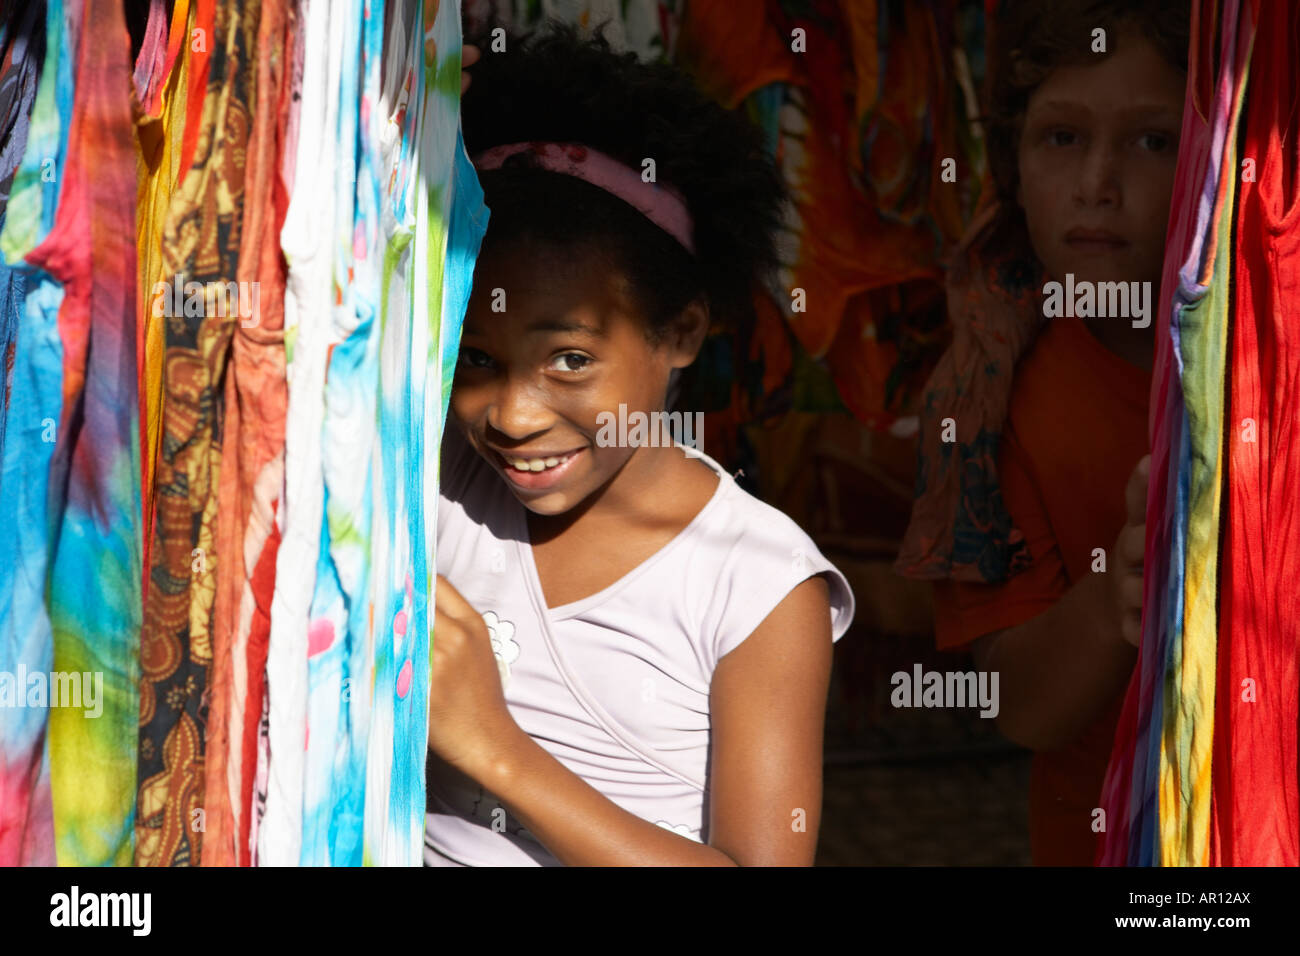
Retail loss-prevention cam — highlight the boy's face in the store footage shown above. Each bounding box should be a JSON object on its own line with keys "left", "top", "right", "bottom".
{"left": 1017, "top": 31, "right": 1186, "bottom": 290}
{"left": 450, "top": 241, "right": 701, "bottom": 516}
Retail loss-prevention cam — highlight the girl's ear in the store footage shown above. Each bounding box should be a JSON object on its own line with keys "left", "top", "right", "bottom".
{"left": 665, "top": 299, "right": 711, "bottom": 369}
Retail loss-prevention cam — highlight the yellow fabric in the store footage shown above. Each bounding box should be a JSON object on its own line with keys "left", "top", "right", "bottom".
{"left": 1157, "top": 40, "right": 1250, "bottom": 869}
{"left": 137, "top": 0, "right": 193, "bottom": 531}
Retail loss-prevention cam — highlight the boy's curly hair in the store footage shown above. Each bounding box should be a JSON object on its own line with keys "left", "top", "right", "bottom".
{"left": 986, "top": 0, "right": 1191, "bottom": 207}
{"left": 460, "top": 20, "right": 787, "bottom": 337}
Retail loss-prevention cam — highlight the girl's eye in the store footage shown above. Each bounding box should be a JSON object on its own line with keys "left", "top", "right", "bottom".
{"left": 458, "top": 347, "right": 494, "bottom": 369}
{"left": 549, "top": 352, "right": 592, "bottom": 373}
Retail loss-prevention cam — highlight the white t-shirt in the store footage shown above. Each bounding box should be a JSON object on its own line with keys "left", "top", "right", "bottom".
{"left": 424, "top": 426, "right": 855, "bottom": 866}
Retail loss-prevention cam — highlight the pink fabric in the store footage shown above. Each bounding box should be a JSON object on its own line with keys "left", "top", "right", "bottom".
{"left": 472, "top": 141, "right": 696, "bottom": 254}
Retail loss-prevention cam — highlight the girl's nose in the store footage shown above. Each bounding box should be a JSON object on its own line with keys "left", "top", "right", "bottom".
{"left": 1073, "top": 143, "right": 1122, "bottom": 208}
{"left": 486, "top": 378, "right": 553, "bottom": 439}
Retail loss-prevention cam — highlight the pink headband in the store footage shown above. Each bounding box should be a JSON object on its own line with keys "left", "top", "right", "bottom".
{"left": 471, "top": 141, "right": 696, "bottom": 255}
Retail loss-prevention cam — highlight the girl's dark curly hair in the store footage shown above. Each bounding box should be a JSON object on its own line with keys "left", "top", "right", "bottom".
{"left": 986, "top": 0, "right": 1191, "bottom": 207}
{"left": 460, "top": 20, "right": 787, "bottom": 339}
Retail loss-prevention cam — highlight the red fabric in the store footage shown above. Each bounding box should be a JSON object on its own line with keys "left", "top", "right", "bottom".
{"left": 932, "top": 315, "right": 1149, "bottom": 865}
{"left": 1214, "top": 0, "right": 1300, "bottom": 867}
{"left": 202, "top": 0, "right": 293, "bottom": 868}
{"left": 1096, "top": 0, "right": 1253, "bottom": 868}
{"left": 238, "top": 511, "right": 280, "bottom": 865}
{"left": 229, "top": 0, "right": 296, "bottom": 863}
{"left": 178, "top": 0, "right": 215, "bottom": 178}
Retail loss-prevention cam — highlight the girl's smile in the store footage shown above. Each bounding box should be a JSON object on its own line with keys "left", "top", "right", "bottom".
{"left": 491, "top": 446, "right": 587, "bottom": 493}
{"left": 450, "top": 238, "right": 709, "bottom": 519}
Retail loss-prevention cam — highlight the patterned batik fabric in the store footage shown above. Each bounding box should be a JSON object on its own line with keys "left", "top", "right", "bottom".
{"left": 135, "top": 0, "right": 193, "bottom": 592}
{"left": 204, "top": 0, "right": 293, "bottom": 869}
{"left": 135, "top": 0, "right": 259, "bottom": 868}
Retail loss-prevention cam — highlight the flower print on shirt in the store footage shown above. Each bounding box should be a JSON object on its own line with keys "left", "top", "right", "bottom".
{"left": 481, "top": 611, "right": 519, "bottom": 687}
{"left": 655, "top": 820, "right": 703, "bottom": 843}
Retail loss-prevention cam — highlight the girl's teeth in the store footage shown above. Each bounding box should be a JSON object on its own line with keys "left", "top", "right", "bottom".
{"left": 506, "top": 451, "right": 575, "bottom": 472}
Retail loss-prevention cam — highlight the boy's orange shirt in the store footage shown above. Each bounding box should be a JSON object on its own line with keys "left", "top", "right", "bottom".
{"left": 931, "top": 314, "right": 1151, "bottom": 866}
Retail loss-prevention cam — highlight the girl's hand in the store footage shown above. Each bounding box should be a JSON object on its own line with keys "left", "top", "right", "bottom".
{"left": 428, "top": 574, "right": 519, "bottom": 778}
{"left": 1111, "top": 455, "right": 1150, "bottom": 647}
{"left": 461, "top": 44, "right": 480, "bottom": 94}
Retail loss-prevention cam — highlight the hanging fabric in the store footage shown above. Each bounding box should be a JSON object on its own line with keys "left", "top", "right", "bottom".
{"left": 0, "top": 0, "right": 69, "bottom": 869}
{"left": 22, "top": 0, "right": 144, "bottom": 867}
{"left": 0, "top": 0, "right": 486, "bottom": 867}
{"left": 1213, "top": 0, "right": 1300, "bottom": 867}
{"left": 1097, "top": 0, "right": 1300, "bottom": 868}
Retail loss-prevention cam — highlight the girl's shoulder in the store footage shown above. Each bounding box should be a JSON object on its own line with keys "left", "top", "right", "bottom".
{"left": 677, "top": 445, "right": 856, "bottom": 660}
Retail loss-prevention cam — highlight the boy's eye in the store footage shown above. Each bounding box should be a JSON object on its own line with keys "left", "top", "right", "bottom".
{"left": 1046, "top": 127, "right": 1079, "bottom": 147}
{"left": 458, "top": 346, "right": 494, "bottom": 369}
{"left": 1137, "top": 131, "right": 1173, "bottom": 153}
{"left": 549, "top": 352, "right": 592, "bottom": 373}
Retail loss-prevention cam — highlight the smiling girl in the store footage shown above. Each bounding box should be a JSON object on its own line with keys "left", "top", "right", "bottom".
{"left": 422, "top": 23, "right": 855, "bottom": 866}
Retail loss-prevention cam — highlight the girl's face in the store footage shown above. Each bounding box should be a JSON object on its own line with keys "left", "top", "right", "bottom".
{"left": 1017, "top": 31, "right": 1186, "bottom": 290}
{"left": 451, "top": 241, "right": 705, "bottom": 516}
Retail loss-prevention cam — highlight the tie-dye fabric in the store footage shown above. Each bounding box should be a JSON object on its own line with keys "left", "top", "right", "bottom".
{"left": 0, "top": 1, "right": 42, "bottom": 450}
{"left": 1097, "top": 0, "right": 1254, "bottom": 868}
{"left": 1148, "top": 4, "right": 1251, "bottom": 869}
{"left": 262, "top": 0, "right": 346, "bottom": 868}
{"left": 1159, "top": 99, "right": 1239, "bottom": 867}
{"left": 22, "top": 0, "right": 142, "bottom": 867}
{"left": 3, "top": 0, "right": 483, "bottom": 868}
{"left": 360, "top": 0, "right": 487, "bottom": 867}
{"left": 300, "top": 0, "right": 374, "bottom": 867}
{"left": 0, "top": 0, "right": 77, "bottom": 870}
{"left": 262, "top": 0, "right": 485, "bottom": 868}
{"left": 0, "top": 0, "right": 42, "bottom": 217}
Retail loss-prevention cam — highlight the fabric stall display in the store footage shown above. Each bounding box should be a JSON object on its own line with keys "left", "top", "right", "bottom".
{"left": 675, "top": 0, "right": 985, "bottom": 449}
{"left": 1098, "top": 0, "right": 1300, "bottom": 867}
{"left": 0, "top": 0, "right": 487, "bottom": 867}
